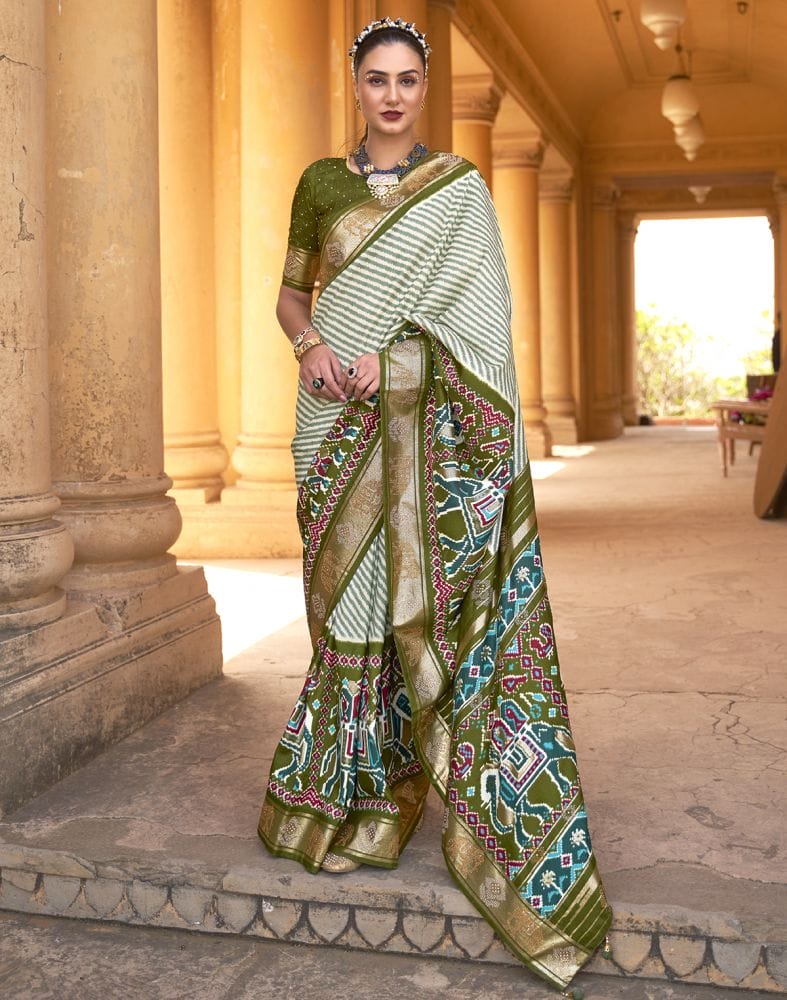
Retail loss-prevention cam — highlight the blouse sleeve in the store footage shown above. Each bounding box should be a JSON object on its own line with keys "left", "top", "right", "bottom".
{"left": 281, "top": 167, "right": 320, "bottom": 293}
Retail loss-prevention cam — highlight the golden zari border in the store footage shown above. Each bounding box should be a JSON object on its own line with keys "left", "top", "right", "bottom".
{"left": 258, "top": 771, "right": 432, "bottom": 871}
{"left": 382, "top": 336, "right": 450, "bottom": 718}
{"left": 443, "top": 812, "right": 609, "bottom": 991}
{"left": 257, "top": 793, "right": 338, "bottom": 872}
{"left": 307, "top": 440, "right": 384, "bottom": 647}
{"left": 316, "top": 152, "right": 465, "bottom": 294}
{"left": 283, "top": 244, "right": 319, "bottom": 291}
{"left": 330, "top": 771, "right": 431, "bottom": 867}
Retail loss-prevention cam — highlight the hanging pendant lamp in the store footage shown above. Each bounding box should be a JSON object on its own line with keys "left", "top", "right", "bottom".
{"left": 661, "top": 74, "right": 700, "bottom": 127}
{"left": 674, "top": 115, "right": 705, "bottom": 160}
{"left": 640, "top": 0, "right": 687, "bottom": 50}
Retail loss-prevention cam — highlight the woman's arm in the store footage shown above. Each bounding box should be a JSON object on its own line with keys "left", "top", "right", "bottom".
{"left": 276, "top": 284, "right": 347, "bottom": 402}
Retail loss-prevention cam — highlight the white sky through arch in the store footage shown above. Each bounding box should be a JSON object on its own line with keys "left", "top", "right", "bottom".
{"left": 634, "top": 217, "right": 775, "bottom": 378}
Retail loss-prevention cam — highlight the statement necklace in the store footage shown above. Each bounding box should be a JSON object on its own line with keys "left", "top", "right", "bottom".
{"left": 353, "top": 142, "right": 429, "bottom": 206}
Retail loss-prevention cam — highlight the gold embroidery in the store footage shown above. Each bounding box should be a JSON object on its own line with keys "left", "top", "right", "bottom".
{"left": 308, "top": 442, "right": 384, "bottom": 645}
{"left": 283, "top": 245, "right": 319, "bottom": 289}
{"left": 308, "top": 825, "right": 326, "bottom": 857}
{"left": 508, "top": 905, "right": 547, "bottom": 949}
{"left": 425, "top": 726, "right": 450, "bottom": 767}
{"left": 316, "top": 154, "right": 468, "bottom": 293}
{"left": 479, "top": 875, "right": 505, "bottom": 909}
{"left": 257, "top": 800, "right": 275, "bottom": 837}
{"left": 333, "top": 821, "right": 354, "bottom": 847}
{"left": 279, "top": 818, "right": 299, "bottom": 845}
{"left": 447, "top": 834, "right": 486, "bottom": 877}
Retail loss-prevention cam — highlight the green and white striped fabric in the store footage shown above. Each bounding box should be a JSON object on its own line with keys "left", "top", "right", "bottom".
{"left": 295, "top": 165, "right": 526, "bottom": 485}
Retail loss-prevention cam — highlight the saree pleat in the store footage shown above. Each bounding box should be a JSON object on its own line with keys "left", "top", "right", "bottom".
{"left": 258, "top": 152, "right": 612, "bottom": 992}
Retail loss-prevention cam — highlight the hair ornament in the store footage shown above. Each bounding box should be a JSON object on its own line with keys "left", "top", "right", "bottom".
{"left": 348, "top": 16, "right": 431, "bottom": 75}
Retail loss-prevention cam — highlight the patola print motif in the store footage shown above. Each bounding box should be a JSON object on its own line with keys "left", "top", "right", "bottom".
{"left": 261, "top": 153, "right": 612, "bottom": 994}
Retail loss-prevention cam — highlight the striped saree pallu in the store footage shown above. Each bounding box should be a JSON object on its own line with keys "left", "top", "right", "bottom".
{"left": 258, "top": 153, "right": 612, "bottom": 992}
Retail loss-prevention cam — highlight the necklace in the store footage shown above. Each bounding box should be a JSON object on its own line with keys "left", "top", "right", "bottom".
{"left": 353, "top": 141, "right": 429, "bottom": 206}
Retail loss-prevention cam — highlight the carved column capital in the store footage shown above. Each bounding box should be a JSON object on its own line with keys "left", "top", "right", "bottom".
{"left": 592, "top": 180, "right": 620, "bottom": 210}
{"left": 493, "top": 132, "right": 545, "bottom": 170}
{"left": 452, "top": 73, "right": 504, "bottom": 125}
{"left": 539, "top": 172, "right": 573, "bottom": 203}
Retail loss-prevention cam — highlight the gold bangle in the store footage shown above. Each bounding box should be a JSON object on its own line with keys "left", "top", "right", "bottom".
{"left": 294, "top": 335, "right": 323, "bottom": 362}
{"left": 292, "top": 324, "right": 318, "bottom": 351}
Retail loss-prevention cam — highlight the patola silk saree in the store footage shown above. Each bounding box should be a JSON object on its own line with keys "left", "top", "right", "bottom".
{"left": 258, "top": 152, "right": 613, "bottom": 992}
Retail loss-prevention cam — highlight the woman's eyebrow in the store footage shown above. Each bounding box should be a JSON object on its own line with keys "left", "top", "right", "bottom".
{"left": 363, "top": 68, "right": 421, "bottom": 76}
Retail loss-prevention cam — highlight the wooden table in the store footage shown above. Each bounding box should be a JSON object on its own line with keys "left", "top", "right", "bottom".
{"left": 710, "top": 399, "right": 771, "bottom": 477}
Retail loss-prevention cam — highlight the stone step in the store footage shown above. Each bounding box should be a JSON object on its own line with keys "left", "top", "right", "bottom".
{"left": 1, "top": 908, "right": 781, "bottom": 1000}
{"left": 0, "top": 618, "right": 784, "bottom": 996}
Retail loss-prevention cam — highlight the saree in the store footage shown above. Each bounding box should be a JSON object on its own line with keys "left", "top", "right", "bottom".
{"left": 258, "top": 152, "right": 613, "bottom": 993}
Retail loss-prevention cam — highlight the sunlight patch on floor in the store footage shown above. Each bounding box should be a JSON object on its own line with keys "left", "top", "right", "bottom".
{"left": 179, "top": 560, "right": 304, "bottom": 660}
{"left": 529, "top": 460, "right": 565, "bottom": 480}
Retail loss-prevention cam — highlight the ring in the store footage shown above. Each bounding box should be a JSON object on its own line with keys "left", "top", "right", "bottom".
{"left": 347, "top": 366, "right": 357, "bottom": 378}
{"left": 311, "top": 377, "right": 325, "bottom": 390}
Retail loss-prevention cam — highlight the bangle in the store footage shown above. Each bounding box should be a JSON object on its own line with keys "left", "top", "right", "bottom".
{"left": 292, "top": 324, "right": 318, "bottom": 351}
{"left": 294, "top": 335, "right": 323, "bottom": 362}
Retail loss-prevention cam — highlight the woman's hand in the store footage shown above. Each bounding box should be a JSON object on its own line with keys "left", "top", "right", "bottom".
{"left": 344, "top": 353, "right": 380, "bottom": 402}
{"left": 299, "top": 343, "right": 348, "bottom": 403}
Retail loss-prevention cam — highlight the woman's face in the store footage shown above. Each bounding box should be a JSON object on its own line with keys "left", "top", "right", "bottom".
{"left": 354, "top": 40, "right": 428, "bottom": 140}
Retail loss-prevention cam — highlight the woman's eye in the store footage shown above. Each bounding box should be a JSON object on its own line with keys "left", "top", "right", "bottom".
{"left": 401, "top": 77, "right": 417, "bottom": 86}
{"left": 368, "top": 77, "right": 384, "bottom": 85}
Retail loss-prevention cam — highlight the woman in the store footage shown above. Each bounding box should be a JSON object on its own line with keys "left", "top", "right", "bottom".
{"left": 257, "top": 16, "right": 613, "bottom": 998}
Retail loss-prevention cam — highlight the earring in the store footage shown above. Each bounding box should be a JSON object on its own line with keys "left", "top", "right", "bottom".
{"left": 420, "top": 100, "right": 425, "bottom": 110}
{"left": 355, "top": 98, "right": 361, "bottom": 111}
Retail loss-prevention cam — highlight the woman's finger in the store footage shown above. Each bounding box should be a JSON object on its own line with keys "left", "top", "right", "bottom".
{"left": 355, "top": 374, "right": 377, "bottom": 401}
{"left": 319, "top": 366, "right": 346, "bottom": 401}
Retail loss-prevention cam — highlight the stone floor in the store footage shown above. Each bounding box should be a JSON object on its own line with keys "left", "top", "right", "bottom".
{"left": 0, "top": 427, "right": 785, "bottom": 995}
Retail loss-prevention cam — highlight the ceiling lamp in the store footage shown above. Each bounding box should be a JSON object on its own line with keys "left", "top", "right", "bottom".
{"left": 688, "top": 185, "right": 711, "bottom": 204}
{"left": 640, "top": 0, "right": 687, "bottom": 50}
{"left": 661, "top": 74, "right": 700, "bottom": 126}
{"left": 674, "top": 115, "right": 705, "bottom": 160}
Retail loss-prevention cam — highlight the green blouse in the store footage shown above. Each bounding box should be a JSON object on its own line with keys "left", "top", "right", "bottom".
{"left": 281, "top": 158, "right": 371, "bottom": 293}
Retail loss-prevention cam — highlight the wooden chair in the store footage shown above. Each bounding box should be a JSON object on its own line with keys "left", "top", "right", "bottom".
{"left": 710, "top": 399, "right": 770, "bottom": 477}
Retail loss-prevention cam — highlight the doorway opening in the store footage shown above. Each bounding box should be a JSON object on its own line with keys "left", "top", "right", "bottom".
{"left": 634, "top": 215, "right": 776, "bottom": 423}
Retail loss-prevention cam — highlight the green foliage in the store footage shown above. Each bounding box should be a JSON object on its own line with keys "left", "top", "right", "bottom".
{"left": 636, "top": 309, "right": 719, "bottom": 417}
{"left": 741, "top": 343, "right": 774, "bottom": 375}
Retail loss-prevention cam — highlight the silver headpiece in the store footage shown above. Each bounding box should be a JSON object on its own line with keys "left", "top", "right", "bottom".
{"left": 348, "top": 16, "right": 431, "bottom": 77}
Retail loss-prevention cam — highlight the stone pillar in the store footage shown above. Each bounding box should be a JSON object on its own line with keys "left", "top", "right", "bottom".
{"left": 222, "top": 2, "right": 331, "bottom": 556}
{"left": 452, "top": 75, "right": 503, "bottom": 191}
{"left": 212, "top": 0, "right": 242, "bottom": 489}
{"left": 774, "top": 177, "right": 787, "bottom": 368}
{"left": 158, "top": 0, "right": 229, "bottom": 503}
{"left": 617, "top": 213, "right": 639, "bottom": 426}
{"left": 377, "top": 0, "right": 427, "bottom": 24}
{"left": 427, "top": 0, "right": 454, "bottom": 153}
{"left": 331, "top": 0, "right": 376, "bottom": 155}
{"left": 0, "top": 0, "right": 223, "bottom": 816}
{"left": 47, "top": 0, "right": 181, "bottom": 594}
{"left": 587, "top": 180, "right": 624, "bottom": 439}
{"left": 539, "top": 175, "right": 578, "bottom": 445}
{"left": 493, "top": 137, "right": 551, "bottom": 458}
{"left": 0, "top": 0, "right": 74, "bottom": 631}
